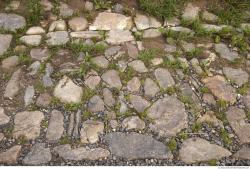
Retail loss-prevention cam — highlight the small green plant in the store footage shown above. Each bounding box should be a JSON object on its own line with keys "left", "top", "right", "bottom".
{"left": 138, "top": 49, "right": 161, "bottom": 66}
{"left": 64, "top": 103, "right": 81, "bottom": 111}
{"left": 59, "top": 135, "right": 71, "bottom": 145}
{"left": 231, "top": 34, "right": 248, "bottom": 52}
{"left": 94, "top": 0, "right": 112, "bottom": 10}
{"left": 186, "top": 48, "right": 203, "bottom": 60}
{"left": 167, "top": 138, "right": 177, "bottom": 151}
{"left": 19, "top": 53, "right": 32, "bottom": 65}
{"left": 26, "top": 0, "right": 44, "bottom": 25}
{"left": 119, "top": 67, "right": 137, "bottom": 83}
{"left": 178, "top": 131, "right": 188, "bottom": 140}
{"left": 220, "top": 128, "right": 232, "bottom": 145}
{"left": 237, "top": 83, "right": 249, "bottom": 95}
{"left": 41, "top": 119, "right": 49, "bottom": 129}
{"left": 191, "top": 122, "right": 202, "bottom": 133}
{"left": 199, "top": 86, "right": 210, "bottom": 93}
{"left": 16, "top": 135, "right": 28, "bottom": 145}
{"left": 166, "top": 86, "right": 180, "bottom": 95}
{"left": 3, "top": 126, "right": 14, "bottom": 138}
{"left": 82, "top": 111, "right": 92, "bottom": 121}
{"left": 208, "top": 159, "right": 217, "bottom": 166}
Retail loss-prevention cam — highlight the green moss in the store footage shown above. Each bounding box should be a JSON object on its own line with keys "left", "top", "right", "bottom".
{"left": 26, "top": 0, "right": 44, "bottom": 25}
{"left": 93, "top": 0, "right": 112, "bottom": 10}
{"left": 186, "top": 48, "right": 203, "bottom": 60}
{"left": 41, "top": 119, "right": 49, "bottom": 129}
{"left": 167, "top": 138, "right": 177, "bottom": 151}
{"left": 67, "top": 42, "right": 106, "bottom": 56}
{"left": 59, "top": 135, "right": 71, "bottom": 145}
{"left": 19, "top": 53, "right": 32, "bottom": 65}
{"left": 237, "top": 83, "right": 249, "bottom": 95}
{"left": 16, "top": 135, "right": 28, "bottom": 145}
{"left": 138, "top": 0, "right": 183, "bottom": 19}
{"left": 178, "top": 131, "right": 188, "bottom": 140}
{"left": 82, "top": 111, "right": 92, "bottom": 121}
{"left": 231, "top": 34, "right": 248, "bottom": 52}
{"left": 199, "top": 86, "right": 210, "bottom": 93}
{"left": 138, "top": 49, "right": 162, "bottom": 66}
{"left": 64, "top": 103, "right": 81, "bottom": 112}
{"left": 208, "top": 159, "right": 217, "bottom": 166}
{"left": 191, "top": 122, "right": 202, "bottom": 132}
{"left": 3, "top": 126, "right": 14, "bottom": 138}
{"left": 220, "top": 128, "right": 232, "bottom": 145}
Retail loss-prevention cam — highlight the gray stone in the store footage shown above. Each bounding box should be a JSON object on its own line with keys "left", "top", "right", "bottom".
{"left": 84, "top": 70, "right": 101, "bottom": 89}
{"left": 134, "top": 14, "right": 161, "bottom": 30}
{"left": 105, "top": 46, "right": 121, "bottom": 57}
{"left": 54, "top": 76, "right": 83, "bottom": 103}
{"left": 215, "top": 43, "right": 239, "bottom": 61}
{"left": 202, "top": 75, "right": 237, "bottom": 104}
{"left": 46, "top": 110, "right": 64, "bottom": 142}
{"left": 53, "top": 144, "right": 110, "bottom": 160}
{"left": 181, "top": 41, "right": 195, "bottom": 52}
{"left": 126, "top": 42, "right": 138, "bottom": 59}
{"left": 122, "top": 116, "right": 145, "bottom": 130}
{"left": 88, "top": 95, "right": 105, "bottom": 113}
{"left": 59, "top": 3, "right": 73, "bottom": 18}
{"left": 42, "top": 63, "right": 54, "bottom": 87}
{"left": 30, "top": 48, "right": 50, "bottom": 61}
{"left": 72, "top": 109, "right": 81, "bottom": 138}
{"left": 143, "top": 29, "right": 161, "bottom": 38}
{"left": 144, "top": 78, "right": 159, "bottom": 98}
{"left": 41, "top": 0, "right": 53, "bottom": 11}
{"left": 154, "top": 68, "right": 175, "bottom": 89}
{"left": 225, "top": 107, "right": 250, "bottom": 144}
{"left": 4, "top": 69, "right": 21, "bottom": 99}
{"left": 128, "top": 60, "right": 148, "bottom": 73}
{"left": 105, "top": 132, "right": 172, "bottom": 160}
{"left": 28, "top": 61, "right": 41, "bottom": 75}
{"left": 23, "top": 143, "right": 51, "bottom": 165}
{"left": 20, "top": 35, "right": 42, "bottom": 46}
{"left": 0, "top": 34, "right": 12, "bottom": 56}
{"left": 90, "top": 12, "right": 132, "bottom": 30}
{"left": 148, "top": 96, "right": 188, "bottom": 137}
{"left": 85, "top": 1, "right": 94, "bottom": 11}
{"left": 0, "top": 107, "right": 10, "bottom": 125}
{"left": 223, "top": 67, "right": 249, "bottom": 87}
{"left": 0, "top": 13, "right": 26, "bottom": 31}
{"left": 68, "top": 17, "right": 88, "bottom": 31}
{"left": 70, "top": 31, "right": 102, "bottom": 39}
{"left": 101, "top": 70, "right": 122, "bottom": 89}
{"left": 201, "top": 24, "right": 223, "bottom": 32}
{"left": 1, "top": 55, "right": 19, "bottom": 70}
{"left": 24, "top": 85, "right": 35, "bottom": 107}
{"left": 80, "top": 120, "right": 104, "bottom": 144}
{"left": 106, "top": 29, "right": 134, "bottom": 45}
{"left": 0, "top": 145, "right": 21, "bottom": 164}
{"left": 169, "top": 26, "right": 194, "bottom": 34}
{"left": 26, "top": 26, "right": 45, "bottom": 35}
{"left": 91, "top": 56, "right": 109, "bottom": 68}
{"left": 130, "top": 94, "right": 150, "bottom": 112}
{"left": 179, "top": 138, "right": 231, "bottom": 164}
{"left": 103, "top": 88, "right": 115, "bottom": 107}
{"left": 182, "top": 3, "right": 200, "bottom": 21}
{"left": 13, "top": 111, "right": 44, "bottom": 140}
{"left": 36, "top": 93, "right": 52, "bottom": 107}
{"left": 46, "top": 31, "right": 69, "bottom": 46}
{"left": 49, "top": 20, "right": 67, "bottom": 32}
{"left": 127, "top": 77, "right": 141, "bottom": 92}
{"left": 233, "top": 147, "right": 250, "bottom": 160}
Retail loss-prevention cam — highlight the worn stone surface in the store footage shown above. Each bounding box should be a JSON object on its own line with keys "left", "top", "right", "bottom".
{"left": 0, "top": 34, "right": 12, "bottom": 56}
{"left": 46, "top": 110, "right": 64, "bottom": 142}
{"left": 127, "top": 77, "right": 141, "bottom": 92}
{"left": 103, "top": 88, "right": 115, "bottom": 107}
{"left": 0, "top": 145, "right": 21, "bottom": 164}
{"left": 30, "top": 48, "right": 50, "bottom": 61}
{"left": 233, "top": 147, "right": 250, "bottom": 160}
{"left": 106, "top": 30, "right": 134, "bottom": 44}
{"left": 148, "top": 96, "right": 188, "bottom": 137}
{"left": 1, "top": 55, "right": 19, "bottom": 70}
{"left": 80, "top": 120, "right": 104, "bottom": 144}
{"left": 101, "top": 70, "right": 122, "bottom": 89}
{"left": 13, "top": 111, "right": 44, "bottom": 140}
{"left": 0, "top": 107, "right": 10, "bottom": 125}
{"left": 46, "top": 31, "right": 69, "bottom": 46}
{"left": 223, "top": 67, "right": 249, "bottom": 87}
{"left": 182, "top": 3, "right": 200, "bottom": 20}
{"left": 154, "top": 68, "right": 175, "bottom": 89}
{"left": 54, "top": 76, "right": 83, "bottom": 103}
{"left": 122, "top": 116, "right": 145, "bottom": 130}
{"left": 225, "top": 107, "right": 250, "bottom": 144}
{"left": 134, "top": 14, "right": 161, "bottom": 30}
{"left": 105, "top": 132, "right": 172, "bottom": 160}
{"left": 88, "top": 95, "right": 105, "bottom": 113}
{"left": 53, "top": 144, "right": 110, "bottom": 160}
{"left": 179, "top": 138, "right": 231, "bottom": 164}
{"left": 0, "top": 13, "right": 26, "bottom": 31}
{"left": 23, "top": 143, "right": 52, "bottom": 165}
{"left": 128, "top": 60, "right": 148, "bottom": 73}
{"left": 26, "top": 26, "right": 45, "bottom": 35}
{"left": 68, "top": 17, "right": 88, "bottom": 31}
{"left": 202, "top": 75, "right": 237, "bottom": 104}
{"left": 4, "top": 68, "right": 21, "bottom": 99}
{"left": 130, "top": 94, "right": 150, "bottom": 112}
{"left": 144, "top": 78, "right": 159, "bottom": 98}
{"left": 215, "top": 43, "right": 239, "bottom": 61}
{"left": 24, "top": 85, "right": 35, "bottom": 107}
{"left": 90, "top": 12, "right": 132, "bottom": 30}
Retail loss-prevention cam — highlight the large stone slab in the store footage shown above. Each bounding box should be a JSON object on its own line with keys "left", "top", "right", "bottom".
{"left": 233, "top": 147, "right": 250, "bottom": 160}
{"left": 134, "top": 14, "right": 161, "bottom": 30}
{"left": 154, "top": 68, "right": 175, "bottom": 89}
{"left": 202, "top": 75, "right": 237, "bottom": 104}
{"left": 46, "top": 31, "right": 69, "bottom": 46}
{"left": 105, "top": 132, "right": 172, "bottom": 160}
{"left": 179, "top": 138, "right": 231, "bottom": 164}
{"left": 0, "top": 34, "right": 12, "bottom": 55}
{"left": 4, "top": 68, "right": 21, "bottom": 99}
{"left": 148, "top": 96, "right": 188, "bottom": 137}
{"left": 53, "top": 144, "right": 110, "bottom": 161}
{"left": 215, "top": 43, "right": 239, "bottom": 61}
{"left": 0, "top": 13, "right": 26, "bottom": 31}
{"left": 0, "top": 107, "right": 10, "bottom": 125}
{"left": 106, "top": 30, "right": 134, "bottom": 45}
{"left": 23, "top": 143, "right": 51, "bottom": 165}
{"left": 89, "top": 12, "right": 132, "bottom": 30}
{"left": 54, "top": 76, "right": 83, "bottom": 103}
{"left": 223, "top": 67, "right": 249, "bottom": 87}
{"left": 225, "top": 107, "right": 250, "bottom": 144}
{"left": 0, "top": 145, "right": 21, "bottom": 164}
{"left": 101, "top": 70, "right": 122, "bottom": 89}
{"left": 46, "top": 110, "right": 64, "bottom": 142}
{"left": 13, "top": 111, "right": 44, "bottom": 140}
